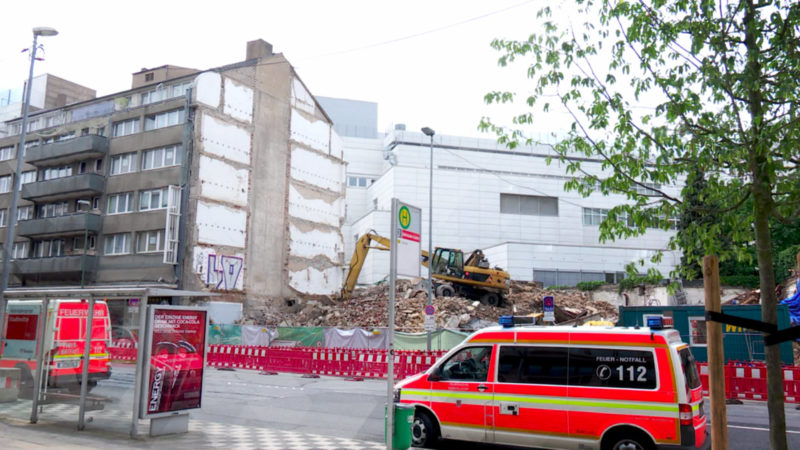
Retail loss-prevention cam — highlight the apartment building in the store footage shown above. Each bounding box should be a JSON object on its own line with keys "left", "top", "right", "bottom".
{"left": 317, "top": 97, "right": 682, "bottom": 287}
{"left": 0, "top": 40, "right": 346, "bottom": 323}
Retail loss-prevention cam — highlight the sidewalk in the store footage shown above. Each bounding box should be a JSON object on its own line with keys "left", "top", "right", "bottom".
{"left": 0, "top": 406, "right": 387, "bottom": 450}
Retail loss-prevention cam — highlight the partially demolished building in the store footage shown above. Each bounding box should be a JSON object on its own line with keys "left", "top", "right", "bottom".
{"left": 0, "top": 39, "right": 346, "bottom": 318}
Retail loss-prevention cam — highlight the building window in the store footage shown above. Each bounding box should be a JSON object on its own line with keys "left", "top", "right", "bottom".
{"left": 39, "top": 201, "right": 69, "bottom": 218}
{"left": 107, "top": 192, "right": 135, "bottom": 214}
{"left": 21, "top": 171, "right": 36, "bottom": 184}
{"left": 112, "top": 118, "right": 140, "bottom": 137}
{"left": 139, "top": 188, "right": 169, "bottom": 211}
{"left": 33, "top": 239, "right": 65, "bottom": 258}
{"left": 142, "top": 145, "right": 182, "bottom": 170}
{"left": 633, "top": 182, "right": 662, "bottom": 196}
{"left": 73, "top": 235, "right": 96, "bottom": 251}
{"left": 144, "top": 109, "right": 184, "bottom": 131}
{"left": 136, "top": 229, "right": 165, "bottom": 253}
{"left": 11, "top": 242, "right": 28, "bottom": 259}
{"left": 171, "top": 82, "right": 192, "bottom": 98}
{"left": 0, "top": 175, "right": 11, "bottom": 193}
{"left": 0, "top": 209, "right": 7, "bottom": 227}
{"left": 40, "top": 165, "right": 73, "bottom": 181}
{"left": 689, "top": 317, "right": 708, "bottom": 346}
{"left": 110, "top": 152, "right": 138, "bottom": 175}
{"left": 97, "top": 126, "right": 106, "bottom": 137}
{"left": 0, "top": 146, "right": 15, "bottom": 161}
{"left": 104, "top": 233, "right": 131, "bottom": 255}
{"left": 500, "top": 193, "right": 558, "bottom": 216}
{"left": 145, "top": 73, "right": 154, "bottom": 82}
{"left": 347, "top": 176, "right": 372, "bottom": 187}
{"left": 141, "top": 88, "right": 167, "bottom": 105}
{"left": 17, "top": 206, "right": 33, "bottom": 221}
{"left": 583, "top": 208, "right": 608, "bottom": 226}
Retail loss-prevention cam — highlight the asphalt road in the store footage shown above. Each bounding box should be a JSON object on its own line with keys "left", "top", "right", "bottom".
{"left": 90, "top": 364, "right": 800, "bottom": 449}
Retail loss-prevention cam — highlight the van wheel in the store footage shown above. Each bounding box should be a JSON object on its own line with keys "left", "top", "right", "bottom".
{"left": 602, "top": 428, "right": 655, "bottom": 450}
{"left": 411, "top": 410, "right": 440, "bottom": 448}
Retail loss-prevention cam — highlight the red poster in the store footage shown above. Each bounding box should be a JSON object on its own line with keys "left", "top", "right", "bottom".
{"left": 145, "top": 308, "right": 206, "bottom": 415}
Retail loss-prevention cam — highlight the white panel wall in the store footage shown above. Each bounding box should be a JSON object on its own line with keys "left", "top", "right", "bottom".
{"left": 291, "top": 78, "right": 315, "bottom": 115}
{"left": 199, "top": 113, "right": 251, "bottom": 165}
{"left": 290, "top": 109, "right": 330, "bottom": 154}
{"left": 224, "top": 78, "right": 254, "bottom": 123}
{"left": 195, "top": 72, "right": 221, "bottom": 108}
{"left": 195, "top": 201, "right": 247, "bottom": 248}
{"left": 198, "top": 155, "right": 249, "bottom": 206}
{"left": 289, "top": 266, "right": 343, "bottom": 295}
{"left": 289, "top": 224, "right": 341, "bottom": 260}
{"left": 290, "top": 146, "right": 344, "bottom": 193}
{"left": 192, "top": 245, "right": 245, "bottom": 291}
{"left": 288, "top": 185, "right": 342, "bottom": 228}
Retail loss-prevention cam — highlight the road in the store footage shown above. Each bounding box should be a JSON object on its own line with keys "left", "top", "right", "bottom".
{"left": 94, "top": 365, "right": 800, "bottom": 449}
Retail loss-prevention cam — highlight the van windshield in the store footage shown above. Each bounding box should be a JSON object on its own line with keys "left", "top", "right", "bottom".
{"left": 678, "top": 347, "right": 701, "bottom": 389}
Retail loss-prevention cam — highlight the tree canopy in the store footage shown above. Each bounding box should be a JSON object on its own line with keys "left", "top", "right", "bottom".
{"left": 482, "top": 1, "right": 799, "bottom": 446}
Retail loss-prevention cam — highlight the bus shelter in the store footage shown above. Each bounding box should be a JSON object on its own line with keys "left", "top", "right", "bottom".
{"left": 0, "top": 287, "right": 216, "bottom": 438}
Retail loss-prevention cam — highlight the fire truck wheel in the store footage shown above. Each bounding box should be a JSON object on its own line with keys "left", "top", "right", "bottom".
{"left": 411, "top": 410, "right": 439, "bottom": 448}
{"left": 602, "top": 427, "right": 655, "bottom": 450}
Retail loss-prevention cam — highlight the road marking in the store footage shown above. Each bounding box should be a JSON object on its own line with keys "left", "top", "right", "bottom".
{"left": 729, "top": 425, "right": 800, "bottom": 434}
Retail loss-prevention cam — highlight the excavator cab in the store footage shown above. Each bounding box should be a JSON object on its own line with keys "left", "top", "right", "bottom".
{"left": 430, "top": 248, "right": 464, "bottom": 278}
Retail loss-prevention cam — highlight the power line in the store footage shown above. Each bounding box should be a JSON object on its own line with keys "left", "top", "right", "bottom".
{"left": 304, "top": 0, "right": 537, "bottom": 59}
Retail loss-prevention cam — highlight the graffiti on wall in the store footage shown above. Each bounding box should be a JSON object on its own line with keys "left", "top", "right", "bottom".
{"left": 193, "top": 246, "right": 245, "bottom": 291}
{"left": 207, "top": 254, "right": 243, "bottom": 291}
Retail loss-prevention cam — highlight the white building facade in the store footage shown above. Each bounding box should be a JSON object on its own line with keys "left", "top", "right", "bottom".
{"left": 318, "top": 98, "right": 681, "bottom": 287}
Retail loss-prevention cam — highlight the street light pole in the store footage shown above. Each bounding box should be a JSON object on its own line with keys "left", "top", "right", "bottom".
{"left": 0, "top": 27, "right": 58, "bottom": 354}
{"left": 421, "top": 127, "right": 435, "bottom": 351}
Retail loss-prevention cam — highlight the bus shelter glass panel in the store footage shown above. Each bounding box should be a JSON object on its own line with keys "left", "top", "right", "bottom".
{"left": 0, "top": 299, "right": 41, "bottom": 421}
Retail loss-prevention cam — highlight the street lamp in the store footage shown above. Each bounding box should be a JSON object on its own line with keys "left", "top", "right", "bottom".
{"left": 421, "top": 127, "right": 435, "bottom": 351}
{"left": 0, "top": 27, "right": 58, "bottom": 350}
{"left": 77, "top": 199, "right": 91, "bottom": 288}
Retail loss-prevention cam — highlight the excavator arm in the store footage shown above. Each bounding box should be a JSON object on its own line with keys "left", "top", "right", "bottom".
{"left": 340, "top": 231, "right": 430, "bottom": 300}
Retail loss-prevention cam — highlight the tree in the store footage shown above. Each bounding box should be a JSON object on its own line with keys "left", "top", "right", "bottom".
{"left": 482, "top": 1, "right": 800, "bottom": 447}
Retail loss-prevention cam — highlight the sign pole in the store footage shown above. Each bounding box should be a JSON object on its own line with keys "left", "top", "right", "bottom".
{"left": 386, "top": 199, "right": 398, "bottom": 450}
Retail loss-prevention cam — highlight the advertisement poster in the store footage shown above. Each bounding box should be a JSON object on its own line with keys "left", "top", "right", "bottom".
{"left": 143, "top": 307, "right": 207, "bottom": 417}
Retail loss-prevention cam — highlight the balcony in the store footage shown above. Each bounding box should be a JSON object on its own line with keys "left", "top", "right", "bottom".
{"left": 12, "top": 255, "right": 98, "bottom": 276}
{"left": 21, "top": 173, "right": 105, "bottom": 202}
{"left": 25, "top": 135, "right": 108, "bottom": 166}
{"left": 17, "top": 213, "right": 102, "bottom": 239}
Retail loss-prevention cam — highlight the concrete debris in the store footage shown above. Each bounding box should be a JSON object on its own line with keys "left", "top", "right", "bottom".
{"left": 246, "top": 280, "right": 619, "bottom": 333}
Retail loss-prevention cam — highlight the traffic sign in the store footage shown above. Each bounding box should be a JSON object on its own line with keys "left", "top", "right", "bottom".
{"left": 394, "top": 200, "right": 421, "bottom": 277}
{"left": 425, "top": 305, "right": 435, "bottom": 316}
{"left": 543, "top": 295, "right": 555, "bottom": 322}
{"left": 424, "top": 315, "right": 436, "bottom": 332}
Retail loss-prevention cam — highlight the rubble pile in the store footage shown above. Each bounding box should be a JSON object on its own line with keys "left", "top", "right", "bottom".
{"left": 247, "top": 280, "right": 619, "bottom": 332}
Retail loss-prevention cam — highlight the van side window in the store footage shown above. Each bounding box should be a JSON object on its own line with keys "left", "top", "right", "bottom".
{"left": 568, "top": 348, "right": 657, "bottom": 389}
{"left": 439, "top": 346, "right": 492, "bottom": 381}
{"left": 497, "top": 346, "right": 568, "bottom": 385}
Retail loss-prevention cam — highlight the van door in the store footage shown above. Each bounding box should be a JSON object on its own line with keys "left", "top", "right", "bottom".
{"left": 429, "top": 345, "right": 493, "bottom": 442}
{"left": 492, "top": 345, "right": 569, "bottom": 447}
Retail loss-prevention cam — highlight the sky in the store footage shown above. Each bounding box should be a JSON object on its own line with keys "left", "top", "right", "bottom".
{"left": 0, "top": 0, "right": 575, "bottom": 140}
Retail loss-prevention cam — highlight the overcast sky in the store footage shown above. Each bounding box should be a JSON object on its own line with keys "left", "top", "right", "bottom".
{"left": 0, "top": 0, "right": 577, "bottom": 140}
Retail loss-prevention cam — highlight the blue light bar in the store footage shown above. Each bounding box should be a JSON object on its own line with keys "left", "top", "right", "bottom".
{"left": 646, "top": 316, "right": 664, "bottom": 330}
{"left": 499, "top": 315, "right": 514, "bottom": 328}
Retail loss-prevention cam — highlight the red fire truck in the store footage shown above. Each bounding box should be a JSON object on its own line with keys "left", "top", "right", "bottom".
{"left": 1, "top": 300, "right": 112, "bottom": 396}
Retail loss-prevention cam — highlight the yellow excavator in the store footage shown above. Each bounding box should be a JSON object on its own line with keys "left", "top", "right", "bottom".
{"left": 341, "top": 231, "right": 511, "bottom": 305}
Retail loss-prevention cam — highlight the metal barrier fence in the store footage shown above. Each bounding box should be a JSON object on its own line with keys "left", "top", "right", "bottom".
{"left": 205, "top": 345, "right": 446, "bottom": 380}
{"left": 111, "top": 343, "right": 800, "bottom": 403}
